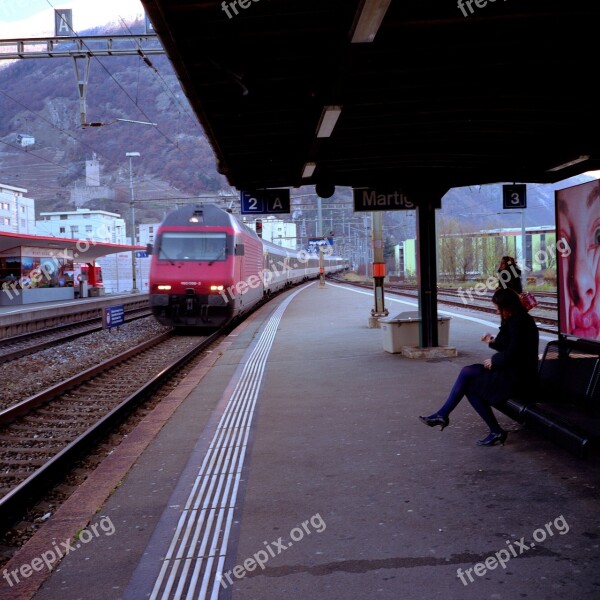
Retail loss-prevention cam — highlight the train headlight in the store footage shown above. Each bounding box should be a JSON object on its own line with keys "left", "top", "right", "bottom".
{"left": 210, "top": 285, "right": 224, "bottom": 292}
{"left": 157, "top": 284, "right": 172, "bottom": 291}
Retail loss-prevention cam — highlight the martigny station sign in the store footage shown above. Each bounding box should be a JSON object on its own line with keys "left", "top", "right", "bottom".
{"left": 353, "top": 187, "right": 416, "bottom": 211}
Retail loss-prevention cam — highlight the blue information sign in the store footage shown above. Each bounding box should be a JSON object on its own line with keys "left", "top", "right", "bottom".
{"left": 135, "top": 251, "right": 148, "bottom": 258}
{"left": 308, "top": 238, "right": 334, "bottom": 254}
{"left": 55, "top": 9, "right": 74, "bottom": 37}
{"left": 103, "top": 305, "right": 125, "bottom": 330}
{"left": 240, "top": 189, "right": 291, "bottom": 215}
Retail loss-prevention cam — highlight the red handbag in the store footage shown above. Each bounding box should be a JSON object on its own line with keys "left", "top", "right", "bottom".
{"left": 520, "top": 291, "right": 538, "bottom": 311}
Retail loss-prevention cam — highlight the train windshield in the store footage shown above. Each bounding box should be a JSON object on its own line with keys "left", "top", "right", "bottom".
{"left": 158, "top": 232, "right": 228, "bottom": 262}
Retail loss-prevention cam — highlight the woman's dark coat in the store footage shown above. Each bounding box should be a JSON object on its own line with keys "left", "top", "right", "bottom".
{"left": 469, "top": 312, "right": 539, "bottom": 405}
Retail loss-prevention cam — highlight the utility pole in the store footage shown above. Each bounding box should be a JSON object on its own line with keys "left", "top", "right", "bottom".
{"left": 126, "top": 152, "right": 140, "bottom": 293}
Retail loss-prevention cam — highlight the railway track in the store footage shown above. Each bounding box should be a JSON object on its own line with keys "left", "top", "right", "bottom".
{"left": 0, "top": 306, "right": 152, "bottom": 364}
{"left": 387, "top": 282, "right": 557, "bottom": 310}
{"left": 394, "top": 282, "right": 557, "bottom": 298}
{"left": 334, "top": 277, "right": 559, "bottom": 335}
{"left": 0, "top": 329, "right": 220, "bottom": 525}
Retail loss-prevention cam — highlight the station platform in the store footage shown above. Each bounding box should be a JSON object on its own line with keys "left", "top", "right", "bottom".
{"left": 5, "top": 281, "right": 600, "bottom": 599}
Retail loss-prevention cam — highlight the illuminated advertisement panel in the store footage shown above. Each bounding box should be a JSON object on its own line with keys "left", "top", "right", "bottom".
{"left": 555, "top": 180, "right": 600, "bottom": 342}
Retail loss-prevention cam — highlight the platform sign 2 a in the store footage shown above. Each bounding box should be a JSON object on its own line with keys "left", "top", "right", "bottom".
{"left": 103, "top": 305, "right": 125, "bottom": 330}
{"left": 503, "top": 184, "right": 527, "bottom": 209}
{"left": 240, "top": 189, "right": 290, "bottom": 215}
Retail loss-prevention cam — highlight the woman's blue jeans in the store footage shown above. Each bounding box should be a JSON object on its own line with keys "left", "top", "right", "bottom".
{"left": 436, "top": 364, "right": 502, "bottom": 433}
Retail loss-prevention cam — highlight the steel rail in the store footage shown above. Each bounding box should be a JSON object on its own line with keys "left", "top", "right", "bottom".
{"left": 332, "top": 277, "right": 559, "bottom": 333}
{"left": 0, "top": 329, "right": 221, "bottom": 525}
{"left": 386, "top": 284, "right": 557, "bottom": 313}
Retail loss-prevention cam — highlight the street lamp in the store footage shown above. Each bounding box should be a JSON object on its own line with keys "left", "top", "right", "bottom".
{"left": 126, "top": 152, "right": 140, "bottom": 293}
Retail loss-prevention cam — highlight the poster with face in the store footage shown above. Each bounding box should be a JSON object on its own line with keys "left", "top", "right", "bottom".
{"left": 555, "top": 180, "right": 600, "bottom": 341}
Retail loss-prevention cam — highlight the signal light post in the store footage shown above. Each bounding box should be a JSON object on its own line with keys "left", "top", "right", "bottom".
{"left": 369, "top": 211, "right": 388, "bottom": 326}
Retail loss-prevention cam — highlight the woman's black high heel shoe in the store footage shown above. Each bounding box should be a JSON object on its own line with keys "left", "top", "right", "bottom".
{"left": 477, "top": 430, "right": 508, "bottom": 447}
{"left": 418, "top": 414, "right": 449, "bottom": 431}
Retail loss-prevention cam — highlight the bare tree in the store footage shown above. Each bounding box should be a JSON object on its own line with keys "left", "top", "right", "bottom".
{"left": 438, "top": 216, "right": 472, "bottom": 282}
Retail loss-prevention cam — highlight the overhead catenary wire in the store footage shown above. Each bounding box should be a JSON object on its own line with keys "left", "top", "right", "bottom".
{"left": 0, "top": 88, "right": 119, "bottom": 184}
{"left": 118, "top": 16, "right": 202, "bottom": 131}
{"left": 0, "top": 139, "right": 72, "bottom": 173}
{"left": 42, "top": 0, "right": 209, "bottom": 174}
{"left": 0, "top": 43, "right": 215, "bottom": 202}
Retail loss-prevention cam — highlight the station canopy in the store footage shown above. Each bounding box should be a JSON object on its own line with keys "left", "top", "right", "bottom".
{"left": 0, "top": 232, "right": 142, "bottom": 261}
{"left": 141, "top": 0, "right": 600, "bottom": 196}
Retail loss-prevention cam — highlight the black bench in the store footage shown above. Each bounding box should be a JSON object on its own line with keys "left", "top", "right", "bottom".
{"left": 499, "top": 338, "right": 600, "bottom": 457}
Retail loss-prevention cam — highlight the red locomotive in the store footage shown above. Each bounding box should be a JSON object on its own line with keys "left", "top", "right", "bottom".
{"left": 148, "top": 204, "right": 346, "bottom": 328}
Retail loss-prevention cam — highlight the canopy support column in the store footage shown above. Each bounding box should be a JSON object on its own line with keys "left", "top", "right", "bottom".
{"left": 416, "top": 196, "right": 439, "bottom": 348}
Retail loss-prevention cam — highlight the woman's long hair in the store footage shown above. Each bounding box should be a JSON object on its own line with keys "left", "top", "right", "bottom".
{"left": 492, "top": 287, "right": 526, "bottom": 318}
{"left": 499, "top": 256, "right": 521, "bottom": 276}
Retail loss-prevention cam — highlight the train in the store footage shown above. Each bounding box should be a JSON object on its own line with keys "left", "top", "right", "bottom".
{"left": 148, "top": 204, "right": 348, "bottom": 328}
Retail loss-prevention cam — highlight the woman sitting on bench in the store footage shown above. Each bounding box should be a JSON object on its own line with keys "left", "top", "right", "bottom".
{"left": 419, "top": 288, "right": 539, "bottom": 446}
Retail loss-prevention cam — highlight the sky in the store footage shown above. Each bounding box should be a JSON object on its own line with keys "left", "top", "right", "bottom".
{"left": 0, "top": 0, "right": 145, "bottom": 39}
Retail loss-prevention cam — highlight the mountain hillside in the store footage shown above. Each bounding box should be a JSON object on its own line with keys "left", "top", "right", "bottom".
{"left": 0, "top": 21, "right": 229, "bottom": 223}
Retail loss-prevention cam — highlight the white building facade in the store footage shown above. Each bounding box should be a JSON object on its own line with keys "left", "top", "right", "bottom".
{"left": 243, "top": 217, "right": 298, "bottom": 249}
{"left": 0, "top": 183, "right": 36, "bottom": 235}
{"left": 35, "top": 208, "right": 136, "bottom": 293}
{"left": 132, "top": 223, "right": 159, "bottom": 293}
{"left": 137, "top": 222, "right": 159, "bottom": 247}
{"left": 36, "top": 208, "right": 127, "bottom": 243}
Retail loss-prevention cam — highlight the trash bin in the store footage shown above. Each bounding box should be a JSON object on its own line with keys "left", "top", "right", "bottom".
{"left": 379, "top": 311, "right": 451, "bottom": 353}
